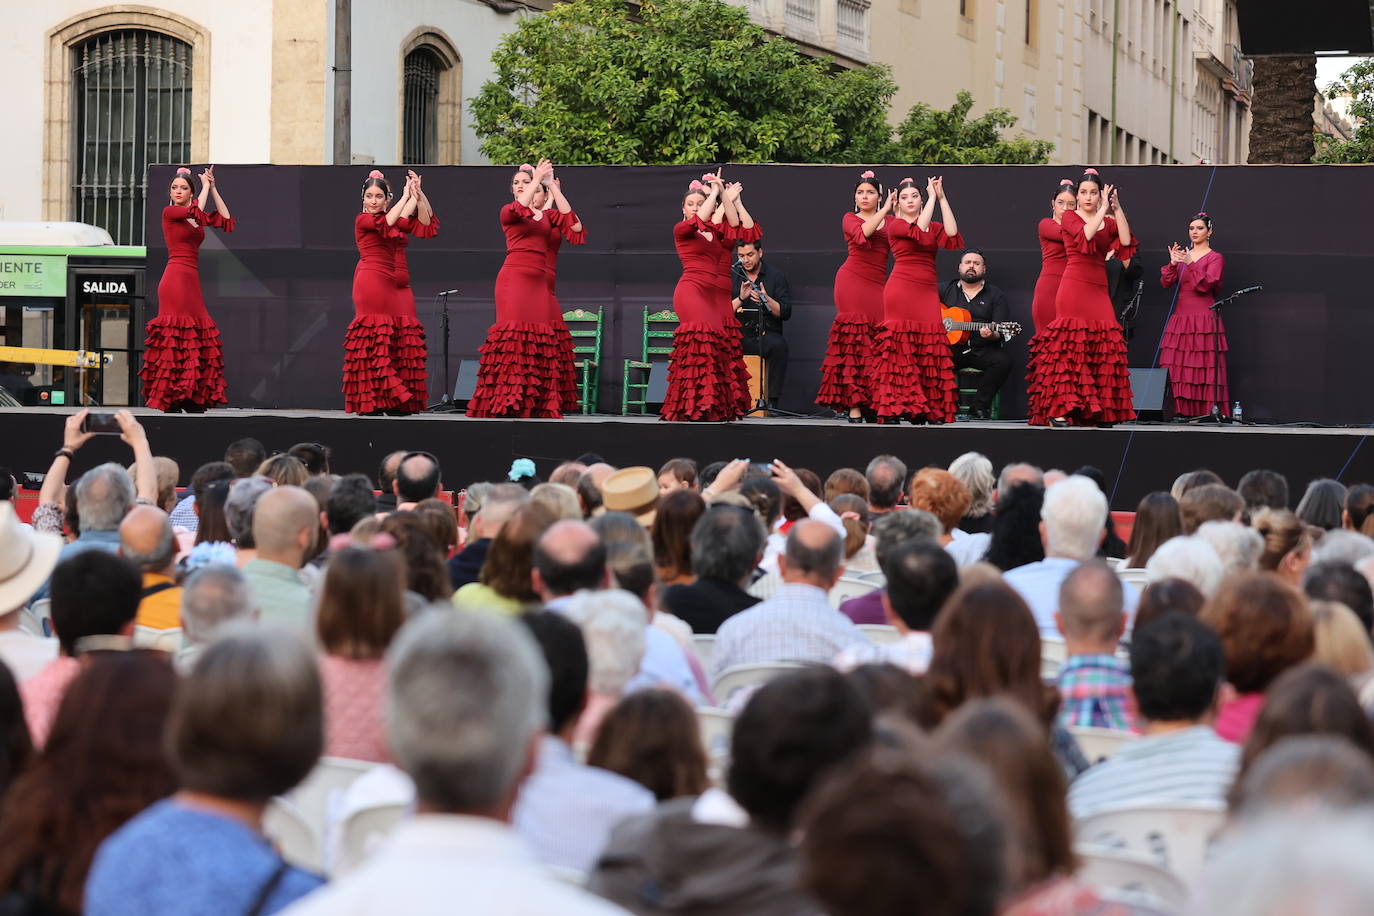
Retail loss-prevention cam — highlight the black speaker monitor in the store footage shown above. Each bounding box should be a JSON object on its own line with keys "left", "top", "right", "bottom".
{"left": 1130, "top": 368, "right": 1171, "bottom": 420}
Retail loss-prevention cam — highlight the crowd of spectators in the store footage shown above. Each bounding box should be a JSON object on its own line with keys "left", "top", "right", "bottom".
{"left": 4, "top": 410, "right": 1374, "bottom": 914}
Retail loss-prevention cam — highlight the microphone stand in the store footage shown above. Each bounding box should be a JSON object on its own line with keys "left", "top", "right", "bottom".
{"left": 1183, "top": 284, "right": 1261, "bottom": 424}
{"left": 732, "top": 260, "right": 805, "bottom": 418}
{"left": 426, "top": 289, "right": 460, "bottom": 412}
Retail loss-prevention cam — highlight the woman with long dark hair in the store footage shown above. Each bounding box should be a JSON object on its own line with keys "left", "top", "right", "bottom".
{"left": 1160, "top": 212, "right": 1227, "bottom": 417}
{"left": 1029, "top": 178, "right": 1075, "bottom": 335}
{"left": 872, "top": 177, "right": 963, "bottom": 425}
{"left": 142, "top": 166, "right": 233, "bottom": 412}
{"left": 1124, "top": 491, "right": 1183, "bottom": 568}
{"left": 342, "top": 169, "right": 438, "bottom": 415}
{"left": 818, "top": 170, "right": 894, "bottom": 422}
{"left": 1027, "top": 168, "right": 1138, "bottom": 427}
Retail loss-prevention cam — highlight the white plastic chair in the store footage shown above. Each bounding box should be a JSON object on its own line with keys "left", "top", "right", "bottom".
{"left": 337, "top": 801, "right": 407, "bottom": 874}
{"left": 712, "top": 662, "right": 803, "bottom": 705}
{"left": 1118, "top": 567, "right": 1151, "bottom": 590}
{"left": 692, "top": 634, "right": 716, "bottom": 671}
{"left": 829, "top": 576, "right": 879, "bottom": 608}
{"left": 856, "top": 570, "right": 886, "bottom": 585}
{"left": 1105, "top": 556, "right": 1126, "bottom": 570}
{"left": 696, "top": 706, "right": 734, "bottom": 786}
{"left": 1069, "top": 726, "right": 1138, "bottom": 763}
{"left": 132, "top": 625, "right": 184, "bottom": 652}
{"left": 1041, "top": 636, "right": 1067, "bottom": 680}
{"left": 1075, "top": 843, "right": 1189, "bottom": 911}
{"left": 263, "top": 798, "right": 317, "bottom": 871}
{"left": 857, "top": 624, "right": 902, "bottom": 645}
{"left": 22, "top": 598, "right": 52, "bottom": 638}
{"left": 284, "top": 756, "right": 377, "bottom": 872}
{"left": 1074, "top": 801, "right": 1226, "bottom": 888}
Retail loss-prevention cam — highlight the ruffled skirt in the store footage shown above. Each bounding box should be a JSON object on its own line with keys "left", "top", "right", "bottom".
{"left": 661, "top": 324, "right": 743, "bottom": 422}
{"left": 466, "top": 321, "right": 564, "bottom": 418}
{"left": 1160, "top": 311, "right": 1228, "bottom": 417}
{"left": 141, "top": 315, "right": 227, "bottom": 411}
{"left": 342, "top": 314, "right": 428, "bottom": 414}
{"left": 1027, "top": 317, "right": 1135, "bottom": 425}
{"left": 816, "top": 312, "right": 877, "bottom": 410}
{"left": 871, "top": 321, "right": 957, "bottom": 423}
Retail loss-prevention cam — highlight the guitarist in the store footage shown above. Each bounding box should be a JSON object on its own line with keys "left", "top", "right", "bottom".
{"left": 940, "top": 249, "right": 1011, "bottom": 420}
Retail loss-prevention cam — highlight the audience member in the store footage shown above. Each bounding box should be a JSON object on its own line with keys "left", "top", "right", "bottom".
{"left": 588, "top": 688, "right": 710, "bottom": 802}
{"left": 224, "top": 437, "right": 268, "bottom": 478}
{"left": 392, "top": 451, "right": 442, "bottom": 511}
{"left": 223, "top": 475, "right": 273, "bottom": 560}
{"left": 984, "top": 482, "right": 1045, "bottom": 572}
{"left": 171, "top": 460, "right": 236, "bottom": 534}
{"left": 1178, "top": 483, "right": 1244, "bottom": 534}
{"left": 823, "top": 467, "right": 869, "bottom": 504}
{"left": 178, "top": 564, "right": 256, "bottom": 669}
{"left": 651, "top": 489, "right": 706, "bottom": 588}
{"left": 324, "top": 473, "right": 377, "bottom": 552}
{"left": 865, "top": 454, "right": 907, "bottom": 517}
{"left": 1200, "top": 572, "right": 1315, "bottom": 742}
{"left": 656, "top": 458, "right": 698, "bottom": 496}
{"left": 1296, "top": 478, "right": 1347, "bottom": 531}
{"left": 551, "top": 461, "right": 589, "bottom": 489}
{"left": 22, "top": 551, "right": 140, "bottom": 746}
{"left": 949, "top": 451, "right": 996, "bottom": 535}
{"left": 380, "top": 511, "right": 452, "bottom": 604}
{"left": 1252, "top": 507, "right": 1313, "bottom": 585}
{"left": 374, "top": 450, "right": 405, "bottom": 512}
{"left": 1229, "top": 735, "right": 1374, "bottom": 820}
{"left": 996, "top": 462, "right": 1044, "bottom": 505}
{"left": 1145, "top": 534, "right": 1225, "bottom": 596}
{"left": 1003, "top": 476, "right": 1138, "bottom": 635}
{"left": 454, "top": 501, "right": 556, "bottom": 613}
{"left": 287, "top": 442, "right": 331, "bottom": 477}
{"left": 1304, "top": 561, "right": 1374, "bottom": 635}
{"left": 1311, "top": 529, "right": 1374, "bottom": 567}
{"left": 1237, "top": 468, "right": 1289, "bottom": 519}
{"left": 829, "top": 494, "right": 876, "bottom": 573}
{"left": 1054, "top": 561, "right": 1131, "bottom": 731}
{"left": 590, "top": 667, "right": 872, "bottom": 915}
{"left": 1308, "top": 601, "right": 1374, "bottom": 680}
{"left": 449, "top": 483, "right": 528, "bottom": 590}
{"left": 86, "top": 625, "right": 324, "bottom": 914}
{"left": 842, "top": 663, "right": 927, "bottom": 729}
{"left": 1133, "top": 577, "right": 1206, "bottom": 631}
{"left": 192, "top": 477, "right": 234, "bottom": 546}
{"left": 257, "top": 453, "right": 309, "bottom": 488}
{"left": 119, "top": 505, "right": 182, "bottom": 633}
{"left": 1123, "top": 492, "right": 1181, "bottom": 568}
{"left": 0, "top": 505, "right": 60, "bottom": 680}
{"left": 242, "top": 485, "right": 318, "bottom": 631}
{"left": 834, "top": 541, "right": 958, "bottom": 674}
{"left": 0, "top": 652, "right": 177, "bottom": 915}
{"left": 661, "top": 504, "right": 766, "bottom": 633}
{"left": 713, "top": 521, "right": 864, "bottom": 682}
{"left": 1195, "top": 519, "right": 1264, "bottom": 575}
{"left": 412, "top": 498, "right": 459, "bottom": 558}
{"left": 316, "top": 547, "right": 407, "bottom": 762}
{"left": 1170, "top": 469, "right": 1223, "bottom": 501}
{"left": 839, "top": 508, "right": 941, "bottom": 625}
{"left": 601, "top": 467, "right": 659, "bottom": 529}
{"left": 59, "top": 462, "right": 135, "bottom": 565}
{"left": 1343, "top": 483, "right": 1374, "bottom": 534}
{"left": 1067, "top": 614, "right": 1238, "bottom": 818}
{"left": 0, "top": 662, "right": 29, "bottom": 802}
{"left": 533, "top": 520, "right": 610, "bottom": 606}
{"left": 287, "top": 612, "right": 626, "bottom": 914}
{"left": 531, "top": 482, "right": 582, "bottom": 521}
{"left": 1072, "top": 466, "right": 1129, "bottom": 559}
{"left": 908, "top": 468, "right": 981, "bottom": 566}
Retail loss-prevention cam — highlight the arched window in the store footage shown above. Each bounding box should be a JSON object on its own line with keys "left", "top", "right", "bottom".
{"left": 403, "top": 47, "right": 443, "bottom": 165}
{"left": 72, "top": 30, "right": 192, "bottom": 245}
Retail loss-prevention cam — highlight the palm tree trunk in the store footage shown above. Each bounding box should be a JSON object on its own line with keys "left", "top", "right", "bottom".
{"left": 1247, "top": 56, "right": 1316, "bottom": 163}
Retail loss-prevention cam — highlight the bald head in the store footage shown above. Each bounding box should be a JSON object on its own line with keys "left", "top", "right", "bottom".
{"left": 473, "top": 483, "right": 530, "bottom": 539}
{"left": 780, "top": 518, "right": 844, "bottom": 587}
{"left": 252, "top": 486, "right": 319, "bottom": 568}
{"left": 1056, "top": 560, "right": 1124, "bottom": 646}
{"left": 396, "top": 452, "right": 442, "bottom": 503}
{"left": 533, "top": 519, "right": 608, "bottom": 599}
{"left": 119, "top": 505, "right": 176, "bottom": 574}
{"left": 586, "top": 463, "right": 616, "bottom": 489}
{"left": 378, "top": 450, "right": 406, "bottom": 493}
{"left": 550, "top": 462, "right": 588, "bottom": 488}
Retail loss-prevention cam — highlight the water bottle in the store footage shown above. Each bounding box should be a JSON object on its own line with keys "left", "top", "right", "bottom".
{"left": 1232, "top": 401, "right": 1243, "bottom": 424}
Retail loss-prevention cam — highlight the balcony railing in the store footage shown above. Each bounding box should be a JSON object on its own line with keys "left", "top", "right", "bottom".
{"left": 1227, "top": 42, "right": 1253, "bottom": 98}
{"left": 728, "top": 0, "right": 870, "bottom": 63}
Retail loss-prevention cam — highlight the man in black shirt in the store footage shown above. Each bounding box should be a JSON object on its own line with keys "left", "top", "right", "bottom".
{"left": 732, "top": 240, "right": 792, "bottom": 408}
{"left": 940, "top": 249, "right": 1012, "bottom": 420}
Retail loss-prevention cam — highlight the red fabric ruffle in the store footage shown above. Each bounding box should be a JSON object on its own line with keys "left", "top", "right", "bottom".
{"left": 550, "top": 210, "right": 587, "bottom": 245}
{"left": 1026, "top": 318, "right": 1136, "bottom": 425}
{"left": 1160, "top": 311, "right": 1229, "bottom": 415}
{"left": 189, "top": 204, "right": 234, "bottom": 233}
{"left": 342, "top": 314, "right": 427, "bottom": 414}
{"left": 397, "top": 214, "right": 440, "bottom": 239}
{"left": 730, "top": 223, "right": 762, "bottom": 244}
{"left": 556, "top": 324, "right": 579, "bottom": 412}
{"left": 141, "top": 315, "right": 227, "bottom": 411}
{"left": 466, "top": 322, "right": 564, "bottom": 418}
{"left": 816, "top": 313, "right": 877, "bottom": 410}
{"left": 660, "top": 325, "right": 742, "bottom": 422}
{"left": 871, "top": 321, "right": 957, "bottom": 423}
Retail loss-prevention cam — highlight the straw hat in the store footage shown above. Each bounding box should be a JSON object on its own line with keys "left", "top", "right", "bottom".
{"left": 0, "top": 503, "right": 62, "bottom": 612}
{"left": 600, "top": 467, "right": 659, "bottom": 527}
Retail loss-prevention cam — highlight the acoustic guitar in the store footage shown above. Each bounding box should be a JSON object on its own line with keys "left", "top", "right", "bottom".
{"left": 941, "top": 305, "right": 1023, "bottom": 346}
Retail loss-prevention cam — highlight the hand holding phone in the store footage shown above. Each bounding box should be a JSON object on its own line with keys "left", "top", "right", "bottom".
{"left": 80, "top": 411, "right": 122, "bottom": 435}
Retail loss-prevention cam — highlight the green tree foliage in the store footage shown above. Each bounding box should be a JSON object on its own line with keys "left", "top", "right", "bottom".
{"left": 887, "top": 91, "right": 1053, "bottom": 164}
{"left": 1313, "top": 59, "right": 1374, "bottom": 163}
{"left": 471, "top": 0, "right": 1052, "bottom": 165}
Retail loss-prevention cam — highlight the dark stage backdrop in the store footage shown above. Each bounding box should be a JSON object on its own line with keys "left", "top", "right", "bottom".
{"left": 145, "top": 164, "right": 1370, "bottom": 424}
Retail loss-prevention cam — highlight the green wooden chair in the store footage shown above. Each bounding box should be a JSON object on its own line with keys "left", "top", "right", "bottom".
{"left": 622, "top": 307, "right": 678, "bottom": 415}
{"left": 955, "top": 367, "right": 1001, "bottom": 420}
{"left": 563, "top": 307, "right": 603, "bottom": 414}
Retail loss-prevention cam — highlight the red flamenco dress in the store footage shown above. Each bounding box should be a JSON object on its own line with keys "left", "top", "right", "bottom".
{"left": 544, "top": 211, "right": 587, "bottom": 414}
{"left": 467, "top": 202, "right": 569, "bottom": 418}
{"left": 1159, "top": 250, "right": 1227, "bottom": 417}
{"left": 661, "top": 216, "right": 742, "bottom": 422}
{"left": 818, "top": 212, "right": 889, "bottom": 411}
{"left": 712, "top": 221, "right": 761, "bottom": 415}
{"left": 871, "top": 220, "right": 963, "bottom": 424}
{"left": 1026, "top": 210, "right": 1138, "bottom": 426}
{"left": 342, "top": 212, "right": 437, "bottom": 414}
{"left": 1030, "top": 217, "right": 1067, "bottom": 333}
{"left": 142, "top": 204, "right": 233, "bottom": 411}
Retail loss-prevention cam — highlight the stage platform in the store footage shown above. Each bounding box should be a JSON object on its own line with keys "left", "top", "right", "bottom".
{"left": 4, "top": 407, "right": 1372, "bottom": 511}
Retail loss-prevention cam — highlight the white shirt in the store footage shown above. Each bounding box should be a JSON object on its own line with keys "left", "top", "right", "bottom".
{"left": 712, "top": 582, "right": 869, "bottom": 682}
{"left": 833, "top": 631, "right": 933, "bottom": 675}
{"left": 945, "top": 530, "right": 991, "bottom": 568}
{"left": 758, "top": 503, "right": 848, "bottom": 575}
{"left": 280, "top": 814, "right": 630, "bottom": 916}
{"left": 1003, "top": 556, "right": 1139, "bottom": 635}
{"left": 0, "top": 628, "right": 59, "bottom": 681}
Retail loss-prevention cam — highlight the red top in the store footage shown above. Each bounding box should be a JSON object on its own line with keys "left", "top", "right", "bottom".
{"left": 501, "top": 201, "right": 564, "bottom": 272}
{"left": 544, "top": 209, "right": 586, "bottom": 293}
{"left": 1160, "top": 249, "right": 1224, "bottom": 315}
{"left": 354, "top": 211, "right": 403, "bottom": 280}
{"left": 391, "top": 214, "right": 440, "bottom": 290}
{"left": 1060, "top": 210, "right": 1138, "bottom": 269}
{"left": 839, "top": 212, "right": 891, "bottom": 285}
{"left": 887, "top": 219, "right": 964, "bottom": 286}
{"left": 1037, "top": 217, "right": 1067, "bottom": 271}
{"left": 163, "top": 204, "right": 233, "bottom": 270}
{"left": 673, "top": 216, "right": 728, "bottom": 283}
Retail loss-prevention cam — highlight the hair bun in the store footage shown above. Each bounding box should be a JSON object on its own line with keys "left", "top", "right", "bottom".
{"left": 368, "top": 169, "right": 385, "bottom": 180}
{"left": 1083, "top": 167, "right": 1100, "bottom": 176}
{"left": 176, "top": 167, "right": 191, "bottom": 176}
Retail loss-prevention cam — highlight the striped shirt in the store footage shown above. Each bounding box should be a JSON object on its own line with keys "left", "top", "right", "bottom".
{"left": 1056, "top": 654, "right": 1134, "bottom": 731}
{"left": 1067, "top": 725, "right": 1239, "bottom": 820}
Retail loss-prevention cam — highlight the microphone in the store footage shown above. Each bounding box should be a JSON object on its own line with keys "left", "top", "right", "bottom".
{"left": 1233, "top": 285, "right": 1263, "bottom": 296}
{"left": 437, "top": 289, "right": 459, "bottom": 296}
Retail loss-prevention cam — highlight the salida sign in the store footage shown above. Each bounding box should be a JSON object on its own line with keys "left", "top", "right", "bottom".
{"left": 82, "top": 278, "right": 130, "bottom": 295}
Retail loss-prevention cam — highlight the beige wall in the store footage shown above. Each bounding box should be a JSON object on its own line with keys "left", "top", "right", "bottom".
{"left": 869, "top": 0, "right": 1083, "bottom": 163}
{"left": 271, "top": 0, "right": 329, "bottom": 163}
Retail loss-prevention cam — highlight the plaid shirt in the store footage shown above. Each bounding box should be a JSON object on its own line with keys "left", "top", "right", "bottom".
{"left": 1056, "top": 653, "right": 1134, "bottom": 731}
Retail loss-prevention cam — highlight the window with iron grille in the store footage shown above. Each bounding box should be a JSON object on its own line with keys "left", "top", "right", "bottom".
{"left": 403, "top": 47, "right": 443, "bottom": 165}
{"left": 72, "top": 30, "right": 192, "bottom": 246}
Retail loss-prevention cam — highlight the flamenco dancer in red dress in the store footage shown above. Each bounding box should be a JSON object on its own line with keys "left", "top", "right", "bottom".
{"left": 142, "top": 166, "right": 233, "bottom": 412}
{"left": 1030, "top": 179, "right": 1077, "bottom": 335}
{"left": 1027, "top": 169, "right": 1138, "bottom": 427}
{"left": 818, "top": 170, "right": 894, "bottom": 423}
{"left": 871, "top": 177, "right": 963, "bottom": 425}
{"left": 710, "top": 175, "right": 760, "bottom": 415}
{"left": 1159, "top": 212, "right": 1227, "bottom": 417}
{"left": 468, "top": 159, "right": 578, "bottom": 418}
{"left": 342, "top": 169, "right": 438, "bottom": 415}
{"left": 661, "top": 176, "right": 748, "bottom": 421}
{"left": 524, "top": 166, "right": 587, "bottom": 413}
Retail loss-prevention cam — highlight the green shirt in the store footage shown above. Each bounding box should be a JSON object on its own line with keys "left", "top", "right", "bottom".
{"left": 242, "top": 558, "right": 312, "bottom": 633}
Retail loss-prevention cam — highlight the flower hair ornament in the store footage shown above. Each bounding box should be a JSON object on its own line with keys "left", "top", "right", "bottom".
{"left": 508, "top": 458, "right": 537, "bottom": 482}
{"left": 688, "top": 179, "right": 707, "bottom": 192}
{"left": 860, "top": 170, "right": 875, "bottom": 179}
{"left": 176, "top": 167, "right": 192, "bottom": 177}
{"left": 701, "top": 172, "right": 721, "bottom": 184}
{"left": 518, "top": 163, "right": 535, "bottom": 173}
{"left": 1192, "top": 211, "right": 1214, "bottom": 230}
{"left": 1058, "top": 177, "right": 1074, "bottom": 188}
{"left": 368, "top": 169, "right": 385, "bottom": 180}
{"left": 899, "top": 177, "right": 915, "bottom": 185}
{"left": 1083, "top": 167, "right": 1100, "bottom": 176}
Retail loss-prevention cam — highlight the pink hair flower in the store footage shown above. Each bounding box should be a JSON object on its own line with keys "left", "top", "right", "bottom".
{"left": 368, "top": 169, "right": 385, "bottom": 180}
{"left": 1083, "top": 167, "right": 1100, "bottom": 176}
{"left": 519, "top": 163, "right": 535, "bottom": 172}
{"left": 900, "top": 177, "right": 914, "bottom": 184}
{"left": 688, "top": 180, "right": 706, "bottom": 192}
{"left": 176, "top": 167, "right": 191, "bottom": 176}
{"left": 860, "top": 170, "right": 875, "bottom": 179}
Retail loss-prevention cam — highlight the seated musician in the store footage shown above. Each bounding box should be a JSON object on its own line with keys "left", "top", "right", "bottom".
{"left": 940, "top": 249, "right": 1012, "bottom": 420}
